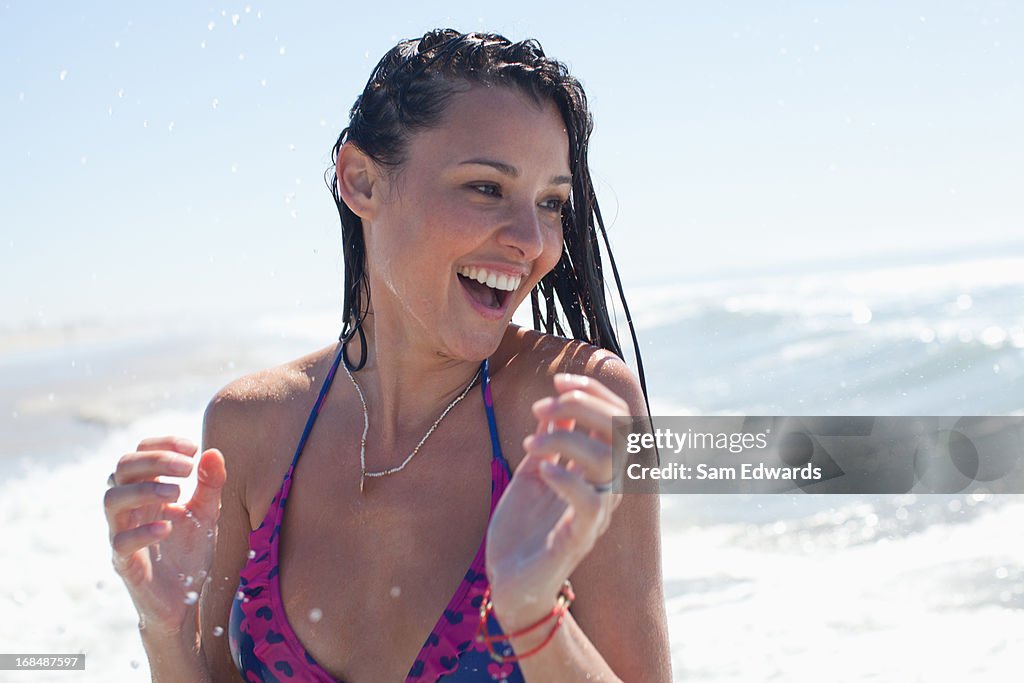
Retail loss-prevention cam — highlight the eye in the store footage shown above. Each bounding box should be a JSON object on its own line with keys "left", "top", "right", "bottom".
{"left": 540, "top": 197, "right": 569, "bottom": 213}
{"left": 470, "top": 183, "right": 501, "bottom": 198}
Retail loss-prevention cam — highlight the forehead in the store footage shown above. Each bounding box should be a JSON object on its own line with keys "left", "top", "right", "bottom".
{"left": 405, "top": 85, "right": 571, "bottom": 175}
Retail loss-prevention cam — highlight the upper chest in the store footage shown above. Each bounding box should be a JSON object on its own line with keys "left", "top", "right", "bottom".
{"left": 240, "top": 376, "right": 534, "bottom": 681}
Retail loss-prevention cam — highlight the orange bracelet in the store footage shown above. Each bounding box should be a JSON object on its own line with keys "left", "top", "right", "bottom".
{"left": 475, "top": 580, "right": 575, "bottom": 663}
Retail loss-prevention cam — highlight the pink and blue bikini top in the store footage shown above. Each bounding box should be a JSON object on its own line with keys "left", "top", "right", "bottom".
{"left": 228, "top": 343, "right": 525, "bottom": 682}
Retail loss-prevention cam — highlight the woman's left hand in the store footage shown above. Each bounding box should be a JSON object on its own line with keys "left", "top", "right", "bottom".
{"left": 485, "top": 373, "right": 628, "bottom": 630}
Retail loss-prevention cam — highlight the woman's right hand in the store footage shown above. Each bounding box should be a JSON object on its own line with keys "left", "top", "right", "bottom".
{"left": 104, "top": 436, "right": 226, "bottom": 636}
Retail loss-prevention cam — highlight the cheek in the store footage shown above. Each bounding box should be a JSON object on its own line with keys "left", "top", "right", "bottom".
{"left": 539, "top": 225, "right": 565, "bottom": 274}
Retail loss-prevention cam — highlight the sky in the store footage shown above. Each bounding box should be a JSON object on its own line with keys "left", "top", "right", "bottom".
{"left": 1, "top": 0, "right": 1021, "bottom": 329}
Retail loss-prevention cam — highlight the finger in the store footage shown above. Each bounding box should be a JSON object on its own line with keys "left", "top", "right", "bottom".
{"left": 532, "top": 390, "right": 616, "bottom": 442}
{"left": 187, "top": 449, "right": 226, "bottom": 521}
{"left": 553, "top": 374, "right": 629, "bottom": 413}
{"left": 136, "top": 436, "right": 198, "bottom": 456}
{"left": 524, "top": 431, "right": 612, "bottom": 484}
{"left": 115, "top": 450, "right": 194, "bottom": 485}
{"left": 104, "top": 482, "right": 181, "bottom": 531}
{"left": 537, "top": 460, "right": 604, "bottom": 533}
{"left": 111, "top": 520, "right": 172, "bottom": 569}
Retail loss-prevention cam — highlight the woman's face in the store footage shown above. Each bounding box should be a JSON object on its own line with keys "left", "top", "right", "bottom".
{"left": 363, "top": 84, "right": 571, "bottom": 361}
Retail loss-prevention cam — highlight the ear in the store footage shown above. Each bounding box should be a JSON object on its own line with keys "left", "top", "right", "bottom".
{"left": 336, "top": 142, "right": 379, "bottom": 220}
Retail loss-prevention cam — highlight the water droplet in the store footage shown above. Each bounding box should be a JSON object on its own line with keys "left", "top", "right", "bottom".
{"left": 48, "top": 392, "right": 55, "bottom": 402}
{"left": 256, "top": 9, "right": 262, "bottom": 19}
{"left": 238, "top": 53, "right": 245, "bottom": 61}
{"left": 248, "top": 549, "right": 256, "bottom": 559}
{"left": 59, "top": 69, "right": 68, "bottom": 81}
{"left": 231, "top": 163, "right": 238, "bottom": 173}
{"left": 208, "top": 21, "right": 215, "bottom": 31}
{"left": 390, "top": 586, "right": 401, "bottom": 598}
{"left": 245, "top": 5, "right": 251, "bottom": 13}
{"left": 851, "top": 303, "right": 872, "bottom": 325}
{"left": 168, "top": 121, "right": 175, "bottom": 132}
{"left": 143, "top": 119, "right": 149, "bottom": 129}
{"left": 231, "top": 13, "right": 240, "bottom": 26}
{"left": 197, "top": 570, "right": 207, "bottom": 580}
{"left": 260, "top": 78, "right": 267, "bottom": 87}
{"left": 236, "top": 591, "right": 245, "bottom": 601}
{"left": 117, "top": 88, "right": 124, "bottom": 99}
{"left": 279, "top": 46, "right": 286, "bottom": 56}
{"left": 131, "top": 660, "right": 140, "bottom": 669}
{"left": 200, "top": 40, "right": 206, "bottom": 49}
{"left": 309, "top": 608, "right": 323, "bottom": 622}
{"left": 177, "top": 573, "right": 185, "bottom": 582}
{"left": 211, "top": 97, "right": 219, "bottom": 109}
{"left": 113, "top": 40, "right": 120, "bottom": 48}
{"left": 184, "top": 591, "right": 199, "bottom": 605}
{"left": 213, "top": 626, "right": 224, "bottom": 637}
{"left": 184, "top": 575, "right": 194, "bottom": 587}
{"left": 207, "top": 528, "right": 215, "bottom": 537}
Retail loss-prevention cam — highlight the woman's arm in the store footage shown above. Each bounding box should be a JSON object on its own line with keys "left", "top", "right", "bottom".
{"left": 488, "top": 349, "right": 672, "bottom": 681}
{"left": 195, "top": 388, "right": 259, "bottom": 682}
{"left": 505, "top": 491, "right": 671, "bottom": 681}
{"left": 140, "top": 625, "right": 212, "bottom": 683}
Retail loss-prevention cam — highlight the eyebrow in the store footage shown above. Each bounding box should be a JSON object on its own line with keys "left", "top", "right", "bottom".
{"left": 459, "top": 158, "right": 572, "bottom": 186}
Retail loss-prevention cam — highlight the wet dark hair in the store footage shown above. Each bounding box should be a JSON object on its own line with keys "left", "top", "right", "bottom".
{"left": 325, "top": 28, "right": 649, "bottom": 409}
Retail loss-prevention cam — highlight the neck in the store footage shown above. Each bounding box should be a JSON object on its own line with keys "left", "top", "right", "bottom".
{"left": 343, "top": 313, "right": 490, "bottom": 451}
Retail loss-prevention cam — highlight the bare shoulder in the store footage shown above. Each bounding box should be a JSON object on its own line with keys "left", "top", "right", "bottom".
{"left": 202, "top": 342, "right": 341, "bottom": 508}
{"left": 498, "top": 326, "right": 646, "bottom": 415}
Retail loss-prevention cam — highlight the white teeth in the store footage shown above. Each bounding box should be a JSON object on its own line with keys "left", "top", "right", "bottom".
{"left": 458, "top": 266, "right": 522, "bottom": 292}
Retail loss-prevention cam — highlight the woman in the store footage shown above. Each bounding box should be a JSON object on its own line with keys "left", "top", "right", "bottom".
{"left": 104, "top": 29, "right": 670, "bottom": 682}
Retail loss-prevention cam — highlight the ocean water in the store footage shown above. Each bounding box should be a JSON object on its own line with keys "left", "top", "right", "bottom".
{"left": 1, "top": 251, "right": 1022, "bottom": 681}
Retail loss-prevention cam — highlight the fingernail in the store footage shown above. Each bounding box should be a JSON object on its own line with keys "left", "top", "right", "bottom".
{"left": 156, "top": 483, "right": 179, "bottom": 498}
{"left": 539, "top": 460, "right": 561, "bottom": 476}
{"left": 170, "top": 459, "right": 192, "bottom": 475}
{"left": 523, "top": 435, "right": 536, "bottom": 450}
{"left": 532, "top": 397, "right": 555, "bottom": 414}
{"left": 174, "top": 437, "right": 196, "bottom": 452}
{"left": 556, "top": 373, "right": 588, "bottom": 385}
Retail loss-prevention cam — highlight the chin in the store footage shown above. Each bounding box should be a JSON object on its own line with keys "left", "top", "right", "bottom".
{"left": 444, "top": 324, "right": 509, "bottom": 363}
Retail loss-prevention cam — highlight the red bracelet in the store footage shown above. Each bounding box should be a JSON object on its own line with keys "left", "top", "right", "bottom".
{"left": 475, "top": 580, "right": 575, "bottom": 663}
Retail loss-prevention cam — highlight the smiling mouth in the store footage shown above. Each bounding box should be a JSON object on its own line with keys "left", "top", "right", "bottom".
{"left": 458, "top": 273, "right": 506, "bottom": 309}
{"left": 456, "top": 266, "right": 522, "bottom": 310}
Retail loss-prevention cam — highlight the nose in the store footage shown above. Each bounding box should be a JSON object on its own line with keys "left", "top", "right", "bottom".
{"left": 498, "top": 200, "right": 547, "bottom": 261}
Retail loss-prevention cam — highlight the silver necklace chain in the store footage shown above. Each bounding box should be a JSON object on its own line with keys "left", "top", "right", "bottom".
{"left": 341, "top": 362, "right": 483, "bottom": 494}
